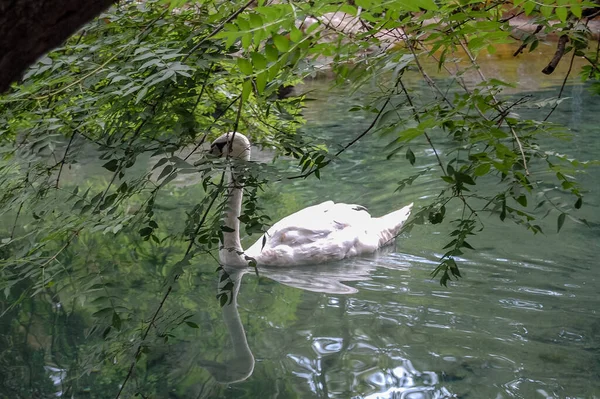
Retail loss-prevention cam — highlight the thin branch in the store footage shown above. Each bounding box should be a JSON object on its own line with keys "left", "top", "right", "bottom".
{"left": 185, "top": 173, "right": 226, "bottom": 257}
{"left": 34, "top": 9, "right": 168, "bottom": 100}
{"left": 183, "top": 95, "right": 240, "bottom": 162}
{"left": 583, "top": 54, "right": 600, "bottom": 75}
{"left": 542, "top": 34, "right": 569, "bottom": 75}
{"left": 453, "top": 32, "right": 530, "bottom": 175}
{"left": 398, "top": 78, "right": 446, "bottom": 175}
{"left": 334, "top": 95, "right": 392, "bottom": 157}
{"left": 114, "top": 286, "right": 173, "bottom": 399}
{"left": 184, "top": 0, "right": 256, "bottom": 60}
{"left": 55, "top": 131, "right": 77, "bottom": 188}
{"left": 513, "top": 25, "right": 543, "bottom": 57}
{"left": 402, "top": 35, "right": 455, "bottom": 108}
{"left": 10, "top": 202, "right": 24, "bottom": 240}
{"left": 543, "top": 49, "right": 577, "bottom": 121}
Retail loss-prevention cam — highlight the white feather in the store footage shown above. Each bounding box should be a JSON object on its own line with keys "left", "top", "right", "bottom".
{"left": 211, "top": 132, "right": 413, "bottom": 267}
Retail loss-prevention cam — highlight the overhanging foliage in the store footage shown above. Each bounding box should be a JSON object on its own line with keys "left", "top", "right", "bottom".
{"left": 0, "top": 0, "right": 599, "bottom": 396}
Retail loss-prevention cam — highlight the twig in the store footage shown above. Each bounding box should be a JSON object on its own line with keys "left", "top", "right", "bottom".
{"left": 334, "top": 95, "right": 392, "bottom": 157}
{"left": 114, "top": 286, "right": 173, "bottom": 399}
{"left": 453, "top": 32, "right": 530, "bottom": 175}
{"left": 513, "top": 25, "right": 543, "bottom": 57}
{"left": 10, "top": 202, "right": 24, "bottom": 240}
{"left": 184, "top": 0, "right": 255, "bottom": 60}
{"left": 55, "top": 131, "right": 77, "bottom": 188}
{"left": 34, "top": 9, "right": 168, "bottom": 100}
{"left": 402, "top": 35, "right": 455, "bottom": 108}
{"left": 185, "top": 173, "right": 226, "bottom": 257}
{"left": 183, "top": 95, "right": 240, "bottom": 162}
{"left": 542, "top": 34, "right": 569, "bottom": 75}
{"left": 398, "top": 79, "right": 446, "bottom": 175}
{"left": 10, "top": 167, "right": 30, "bottom": 240}
{"left": 543, "top": 49, "right": 577, "bottom": 121}
{"left": 500, "top": 11, "right": 524, "bottom": 23}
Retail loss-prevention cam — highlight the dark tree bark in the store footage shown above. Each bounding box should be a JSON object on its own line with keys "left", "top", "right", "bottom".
{"left": 0, "top": 0, "right": 116, "bottom": 93}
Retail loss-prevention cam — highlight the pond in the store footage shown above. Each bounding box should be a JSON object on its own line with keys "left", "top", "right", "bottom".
{"left": 1, "top": 48, "right": 599, "bottom": 399}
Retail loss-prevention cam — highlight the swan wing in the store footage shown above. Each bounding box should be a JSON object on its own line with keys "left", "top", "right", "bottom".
{"left": 245, "top": 201, "right": 374, "bottom": 264}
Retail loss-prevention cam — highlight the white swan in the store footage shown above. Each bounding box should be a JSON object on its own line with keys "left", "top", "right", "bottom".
{"left": 210, "top": 132, "right": 413, "bottom": 267}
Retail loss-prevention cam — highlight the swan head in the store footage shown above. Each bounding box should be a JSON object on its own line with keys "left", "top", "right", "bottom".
{"left": 210, "top": 132, "right": 251, "bottom": 161}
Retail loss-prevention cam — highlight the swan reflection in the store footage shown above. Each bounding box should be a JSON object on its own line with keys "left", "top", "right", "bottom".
{"left": 193, "top": 253, "right": 458, "bottom": 399}
{"left": 198, "top": 255, "right": 383, "bottom": 383}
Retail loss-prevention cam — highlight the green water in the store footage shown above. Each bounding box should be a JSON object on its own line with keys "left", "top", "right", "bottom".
{"left": 1, "top": 74, "right": 600, "bottom": 398}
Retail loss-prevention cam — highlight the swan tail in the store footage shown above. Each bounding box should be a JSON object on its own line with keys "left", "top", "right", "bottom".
{"left": 375, "top": 203, "right": 413, "bottom": 247}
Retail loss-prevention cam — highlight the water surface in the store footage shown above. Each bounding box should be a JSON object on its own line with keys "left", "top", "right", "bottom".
{"left": 1, "top": 50, "right": 599, "bottom": 399}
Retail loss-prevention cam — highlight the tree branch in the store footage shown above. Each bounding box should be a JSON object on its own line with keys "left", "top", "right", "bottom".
{"left": 0, "top": 0, "right": 116, "bottom": 93}
{"left": 542, "top": 34, "right": 569, "bottom": 75}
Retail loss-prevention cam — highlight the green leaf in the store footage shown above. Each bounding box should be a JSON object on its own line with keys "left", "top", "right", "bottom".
{"left": 185, "top": 321, "right": 199, "bottom": 328}
{"left": 242, "top": 79, "right": 252, "bottom": 101}
{"left": 515, "top": 195, "right": 527, "bottom": 207}
{"left": 139, "top": 227, "right": 153, "bottom": 237}
{"left": 255, "top": 71, "right": 267, "bottom": 94}
{"left": 574, "top": 197, "right": 583, "bottom": 209}
{"left": 414, "top": 0, "right": 438, "bottom": 10}
{"left": 440, "top": 270, "right": 450, "bottom": 286}
{"left": 500, "top": 199, "right": 507, "bottom": 221}
{"left": 555, "top": 6, "right": 568, "bottom": 22}
{"left": 378, "top": 110, "right": 397, "bottom": 128}
{"left": 251, "top": 52, "right": 267, "bottom": 71}
{"left": 219, "top": 293, "right": 228, "bottom": 307}
{"left": 112, "top": 312, "right": 122, "bottom": 331}
{"left": 399, "top": 128, "right": 424, "bottom": 142}
{"left": 242, "top": 34, "right": 252, "bottom": 50}
{"left": 540, "top": 5, "right": 553, "bottom": 18}
{"left": 248, "top": 13, "right": 263, "bottom": 29}
{"left": 102, "top": 159, "right": 119, "bottom": 172}
{"left": 135, "top": 86, "right": 149, "bottom": 104}
{"left": 100, "top": 193, "right": 118, "bottom": 210}
{"left": 406, "top": 148, "right": 416, "bottom": 165}
{"left": 237, "top": 58, "right": 253, "bottom": 75}
{"left": 455, "top": 172, "right": 476, "bottom": 185}
{"left": 461, "top": 241, "right": 475, "bottom": 250}
{"left": 557, "top": 212, "right": 566, "bottom": 232}
{"left": 529, "top": 38, "right": 539, "bottom": 52}
{"left": 265, "top": 44, "right": 278, "bottom": 61}
{"left": 571, "top": 2, "right": 582, "bottom": 18}
{"left": 236, "top": 16, "right": 250, "bottom": 31}
{"left": 290, "top": 27, "right": 303, "bottom": 42}
{"left": 523, "top": 0, "right": 536, "bottom": 15}
{"left": 273, "top": 34, "right": 289, "bottom": 52}
{"left": 158, "top": 164, "right": 174, "bottom": 181}
{"left": 474, "top": 163, "right": 490, "bottom": 176}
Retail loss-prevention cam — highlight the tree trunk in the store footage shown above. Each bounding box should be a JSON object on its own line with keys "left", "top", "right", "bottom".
{"left": 0, "top": 0, "right": 116, "bottom": 93}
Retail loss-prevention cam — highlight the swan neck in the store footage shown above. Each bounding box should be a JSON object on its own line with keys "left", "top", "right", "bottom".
{"left": 221, "top": 165, "right": 246, "bottom": 266}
